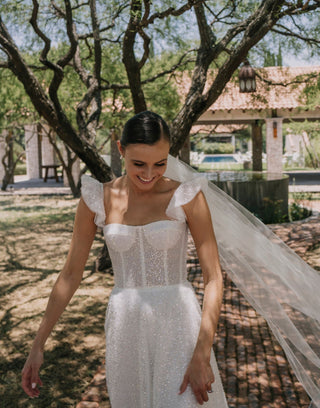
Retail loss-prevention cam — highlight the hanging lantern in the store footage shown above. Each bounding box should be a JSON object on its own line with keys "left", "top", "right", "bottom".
{"left": 239, "top": 59, "right": 256, "bottom": 93}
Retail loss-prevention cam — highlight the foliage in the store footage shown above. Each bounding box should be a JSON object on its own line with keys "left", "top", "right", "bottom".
{"left": 254, "top": 194, "right": 313, "bottom": 224}
{"left": 289, "top": 201, "right": 312, "bottom": 222}
{"left": 301, "top": 75, "right": 320, "bottom": 110}
{"left": 285, "top": 121, "right": 320, "bottom": 169}
{"left": 197, "top": 142, "right": 234, "bottom": 154}
{"left": 256, "top": 197, "right": 287, "bottom": 224}
{"left": 0, "top": 69, "right": 36, "bottom": 129}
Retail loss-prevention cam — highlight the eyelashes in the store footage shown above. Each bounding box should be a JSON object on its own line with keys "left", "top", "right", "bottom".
{"left": 133, "top": 163, "right": 166, "bottom": 167}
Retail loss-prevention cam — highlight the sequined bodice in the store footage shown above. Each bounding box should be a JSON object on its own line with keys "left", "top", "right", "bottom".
{"left": 81, "top": 173, "right": 207, "bottom": 290}
{"left": 103, "top": 220, "right": 188, "bottom": 288}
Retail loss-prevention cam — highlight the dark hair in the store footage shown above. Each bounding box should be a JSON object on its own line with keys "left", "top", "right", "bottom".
{"left": 120, "top": 111, "right": 170, "bottom": 147}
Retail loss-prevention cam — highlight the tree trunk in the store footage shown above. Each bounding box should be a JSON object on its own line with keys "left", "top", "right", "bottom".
{"left": 252, "top": 121, "right": 263, "bottom": 171}
{"left": 179, "top": 134, "right": 191, "bottom": 164}
{"left": 110, "top": 130, "right": 122, "bottom": 177}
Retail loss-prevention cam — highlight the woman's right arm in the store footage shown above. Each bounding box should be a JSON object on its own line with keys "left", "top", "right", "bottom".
{"left": 21, "top": 197, "right": 97, "bottom": 398}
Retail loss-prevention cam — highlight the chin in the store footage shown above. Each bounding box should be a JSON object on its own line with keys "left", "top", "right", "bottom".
{"left": 134, "top": 174, "right": 162, "bottom": 188}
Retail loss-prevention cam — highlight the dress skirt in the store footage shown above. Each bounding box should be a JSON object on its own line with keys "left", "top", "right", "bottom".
{"left": 104, "top": 281, "right": 228, "bottom": 408}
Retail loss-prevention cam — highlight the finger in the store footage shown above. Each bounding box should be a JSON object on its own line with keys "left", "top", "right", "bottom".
{"left": 22, "top": 368, "right": 32, "bottom": 396}
{"left": 30, "top": 366, "right": 40, "bottom": 397}
{"left": 178, "top": 375, "right": 189, "bottom": 395}
{"left": 206, "top": 381, "right": 213, "bottom": 392}
{"left": 193, "top": 389, "right": 204, "bottom": 405}
{"left": 201, "top": 389, "right": 209, "bottom": 402}
{"left": 22, "top": 367, "right": 37, "bottom": 398}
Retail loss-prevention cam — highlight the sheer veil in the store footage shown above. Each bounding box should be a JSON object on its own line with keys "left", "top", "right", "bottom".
{"left": 164, "top": 154, "right": 320, "bottom": 408}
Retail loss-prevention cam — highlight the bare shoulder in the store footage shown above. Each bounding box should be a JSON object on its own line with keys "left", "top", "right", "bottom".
{"left": 103, "top": 176, "right": 126, "bottom": 194}
{"left": 102, "top": 176, "right": 128, "bottom": 212}
{"left": 159, "top": 177, "right": 181, "bottom": 194}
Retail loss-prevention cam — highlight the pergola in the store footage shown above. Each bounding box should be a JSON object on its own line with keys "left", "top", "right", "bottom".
{"left": 178, "top": 66, "right": 320, "bottom": 172}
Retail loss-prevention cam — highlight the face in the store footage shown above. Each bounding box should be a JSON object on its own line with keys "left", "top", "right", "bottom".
{"left": 118, "top": 138, "right": 170, "bottom": 191}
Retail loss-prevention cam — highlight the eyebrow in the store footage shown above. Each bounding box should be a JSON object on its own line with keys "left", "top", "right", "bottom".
{"left": 132, "top": 158, "right": 167, "bottom": 164}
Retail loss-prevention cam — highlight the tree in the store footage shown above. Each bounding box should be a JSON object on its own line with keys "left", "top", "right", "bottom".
{"left": 0, "top": 1, "right": 319, "bottom": 184}
{"left": 0, "top": 68, "right": 33, "bottom": 190}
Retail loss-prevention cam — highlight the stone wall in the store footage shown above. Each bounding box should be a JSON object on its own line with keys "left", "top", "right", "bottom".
{"left": 25, "top": 124, "right": 41, "bottom": 179}
{"left": 25, "top": 124, "right": 58, "bottom": 180}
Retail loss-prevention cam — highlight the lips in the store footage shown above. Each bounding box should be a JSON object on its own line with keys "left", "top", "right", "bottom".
{"left": 137, "top": 175, "right": 155, "bottom": 184}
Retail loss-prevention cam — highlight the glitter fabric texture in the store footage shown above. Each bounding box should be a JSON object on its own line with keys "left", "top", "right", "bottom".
{"left": 81, "top": 175, "right": 228, "bottom": 408}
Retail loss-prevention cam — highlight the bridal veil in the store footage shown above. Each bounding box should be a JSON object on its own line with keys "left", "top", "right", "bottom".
{"left": 164, "top": 154, "right": 320, "bottom": 408}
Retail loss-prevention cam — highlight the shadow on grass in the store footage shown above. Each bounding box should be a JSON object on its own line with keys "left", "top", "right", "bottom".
{"left": 2, "top": 205, "right": 47, "bottom": 213}
{"left": 0, "top": 212, "right": 76, "bottom": 233}
{"left": 0, "top": 299, "right": 108, "bottom": 408}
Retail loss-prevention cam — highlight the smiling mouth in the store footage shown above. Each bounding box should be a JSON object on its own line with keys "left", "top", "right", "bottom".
{"left": 137, "top": 176, "right": 155, "bottom": 184}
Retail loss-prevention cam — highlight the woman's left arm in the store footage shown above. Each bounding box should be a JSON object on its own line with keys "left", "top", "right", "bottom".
{"left": 178, "top": 190, "right": 223, "bottom": 405}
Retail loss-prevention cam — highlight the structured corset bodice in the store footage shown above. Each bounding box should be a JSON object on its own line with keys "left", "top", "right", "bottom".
{"left": 103, "top": 220, "right": 188, "bottom": 288}
{"left": 81, "top": 172, "right": 208, "bottom": 289}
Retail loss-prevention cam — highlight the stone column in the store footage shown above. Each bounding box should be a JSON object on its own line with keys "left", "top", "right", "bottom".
{"left": 25, "top": 124, "right": 41, "bottom": 179}
{"left": 265, "top": 118, "right": 283, "bottom": 174}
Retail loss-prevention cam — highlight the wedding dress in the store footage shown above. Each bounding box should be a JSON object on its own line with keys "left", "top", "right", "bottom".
{"left": 81, "top": 154, "right": 320, "bottom": 408}
{"left": 81, "top": 174, "right": 228, "bottom": 407}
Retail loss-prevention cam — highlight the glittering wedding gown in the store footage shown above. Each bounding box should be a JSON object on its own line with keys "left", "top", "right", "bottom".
{"left": 81, "top": 175, "right": 229, "bottom": 408}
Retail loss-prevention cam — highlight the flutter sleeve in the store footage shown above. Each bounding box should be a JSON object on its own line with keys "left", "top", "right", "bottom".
{"left": 81, "top": 174, "right": 106, "bottom": 228}
{"left": 165, "top": 176, "right": 208, "bottom": 221}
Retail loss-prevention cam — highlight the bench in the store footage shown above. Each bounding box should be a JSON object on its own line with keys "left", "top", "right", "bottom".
{"left": 42, "top": 165, "right": 61, "bottom": 182}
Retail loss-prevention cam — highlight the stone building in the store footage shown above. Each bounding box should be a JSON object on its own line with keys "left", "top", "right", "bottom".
{"left": 176, "top": 66, "right": 320, "bottom": 173}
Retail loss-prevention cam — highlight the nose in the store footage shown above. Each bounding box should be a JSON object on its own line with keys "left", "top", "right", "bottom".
{"left": 142, "top": 166, "right": 153, "bottom": 179}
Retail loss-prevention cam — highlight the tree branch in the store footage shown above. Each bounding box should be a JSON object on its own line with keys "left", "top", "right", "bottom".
{"left": 89, "top": 0, "right": 101, "bottom": 82}
{"left": 122, "top": 0, "right": 147, "bottom": 113}
{"left": 29, "top": 0, "right": 61, "bottom": 73}
{"left": 255, "top": 70, "right": 319, "bottom": 87}
{"left": 280, "top": 1, "right": 320, "bottom": 17}
{"left": 138, "top": 28, "right": 151, "bottom": 69}
{"left": 0, "top": 16, "right": 112, "bottom": 183}
{"left": 30, "top": 0, "right": 51, "bottom": 62}
{"left": 72, "top": 1, "right": 90, "bottom": 11}
{"left": 50, "top": 0, "right": 66, "bottom": 18}
{"left": 271, "top": 24, "right": 320, "bottom": 47}
{"left": 207, "top": 1, "right": 237, "bottom": 25}
{"left": 170, "top": 0, "right": 288, "bottom": 155}
{"left": 78, "top": 3, "right": 130, "bottom": 40}
{"left": 143, "top": 0, "right": 205, "bottom": 27}
{"left": 0, "top": 59, "right": 9, "bottom": 68}
{"left": 57, "top": 0, "right": 78, "bottom": 68}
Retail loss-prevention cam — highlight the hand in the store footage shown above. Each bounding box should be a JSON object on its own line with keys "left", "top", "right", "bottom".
{"left": 178, "top": 352, "right": 215, "bottom": 405}
{"left": 21, "top": 348, "right": 43, "bottom": 398}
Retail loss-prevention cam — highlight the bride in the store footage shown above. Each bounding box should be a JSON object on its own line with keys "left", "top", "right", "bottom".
{"left": 22, "top": 111, "right": 320, "bottom": 407}
{"left": 22, "top": 110, "right": 228, "bottom": 407}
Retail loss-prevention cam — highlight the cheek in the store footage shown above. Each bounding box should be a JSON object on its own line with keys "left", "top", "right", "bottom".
{"left": 158, "top": 165, "right": 167, "bottom": 174}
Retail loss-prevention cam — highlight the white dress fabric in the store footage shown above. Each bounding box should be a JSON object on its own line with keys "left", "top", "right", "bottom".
{"left": 81, "top": 175, "right": 229, "bottom": 408}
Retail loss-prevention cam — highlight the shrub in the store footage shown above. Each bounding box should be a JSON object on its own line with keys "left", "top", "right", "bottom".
{"left": 199, "top": 142, "right": 234, "bottom": 154}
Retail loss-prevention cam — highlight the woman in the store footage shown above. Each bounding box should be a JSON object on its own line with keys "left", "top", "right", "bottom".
{"left": 22, "top": 111, "right": 228, "bottom": 407}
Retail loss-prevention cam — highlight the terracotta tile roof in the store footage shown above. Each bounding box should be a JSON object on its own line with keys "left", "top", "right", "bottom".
{"left": 175, "top": 66, "right": 320, "bottom": 112}
{"left": 191, "top": 124, "right": 247, "bottom": 134}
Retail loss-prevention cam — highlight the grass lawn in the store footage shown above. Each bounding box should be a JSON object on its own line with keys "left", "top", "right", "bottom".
{"left": 0, "top": 195, "right": 113, "bottom": 407}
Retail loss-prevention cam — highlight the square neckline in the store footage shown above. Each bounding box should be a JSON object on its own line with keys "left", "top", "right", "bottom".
{"left": 102, "top": 179, "right": 184, "bottom": 228}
